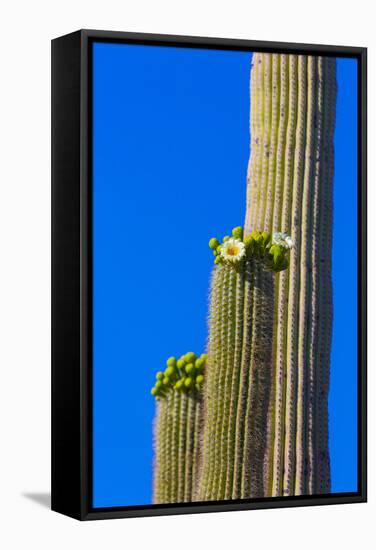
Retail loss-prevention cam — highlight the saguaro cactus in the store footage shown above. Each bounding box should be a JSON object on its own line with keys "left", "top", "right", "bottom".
{"left": 198, "top": 227, "right": 291, "bottom": 501}
{"left": 245, "top": 53, "right": 336, "bottom": 496}
{"left": 151, "top": 352, "right": 206, "bottom": 504}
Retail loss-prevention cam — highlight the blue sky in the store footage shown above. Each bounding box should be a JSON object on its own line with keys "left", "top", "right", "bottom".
{"left": 92, "top": 43, "right": 358, "bottom": 507}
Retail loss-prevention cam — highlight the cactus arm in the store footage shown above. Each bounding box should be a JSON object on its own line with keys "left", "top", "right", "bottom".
{"left": 151, "top": 353, "right": 206, "bottom": 504}
{"left": 199, "top": 230, "right": 290, "bottom": 501}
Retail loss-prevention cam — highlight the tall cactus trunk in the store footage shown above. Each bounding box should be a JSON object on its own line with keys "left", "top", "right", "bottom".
{"left": 245, "top": 53, "right": 336, "bottom": 497}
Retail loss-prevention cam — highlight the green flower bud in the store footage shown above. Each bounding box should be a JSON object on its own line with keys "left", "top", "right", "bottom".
{"left": 174, "top": 380, "right": 183, "bottom": 391}
{"left": 156, "top": 371, "right": 164, "bottom": 381}
{"left": 200, "top": 353, "right": 207, "bottom": 362}
{"left": 196, "top": 374, "right": 204, "bottom": 385}
{"left": 232, "top": 226, "right": 243, "bottom": 239}
{"left": 177, "top": 358, "right": 186, "bottom": 369}
{"left": 151, "top": 387, "right": 157, "bottom": 396}
{"left": 251, "top": 229, "right": 262, "bottom": 241}
{"left": 214, "top": 256, "right": 221, "bottom": 265}
{"left": 155, "top": 380, "right": 163, "bottom": 390}
{"left": 261, "top": 231, "right": 271, "bottom": 246}
{"left": 165, "top": 366, "right": 175, "bottom": 377}
{"left": 184, "top": 377, "right": 193, "bottom": 388}
{"left": 195, "top": 357, "right": 204, "bottom": 371}
{"left": 223, "top": 235, "right": 230, "bottom": 242}
{"left": 163, "top": 376, "right": 170, "bottom": 386}
{"left": 244, "top": 235, "right": 254, "bottom": 250}
{"left": 185, "top": 352, "right": 196, "bottom": 363}
{"left": 166, "top": 356, "right": 176, "bottom": 367}
{"left": 208, "top": 237, "right": 220, "bottom": 250}
{"left": 185, "top": 363, "right": 194, "bottom": 375}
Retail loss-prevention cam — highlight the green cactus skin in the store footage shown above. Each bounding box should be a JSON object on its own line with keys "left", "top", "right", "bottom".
{"left": 198, "top": 230, "right": 290, "bottom": 501}
{"left": 152, "top": 353, "right": 205, "bottom": 504}
{"left": 199, "top": 261, "right": 274, "bottom": 500}
{"left": 245, "top": 53, "right": 336, "bottom": 497}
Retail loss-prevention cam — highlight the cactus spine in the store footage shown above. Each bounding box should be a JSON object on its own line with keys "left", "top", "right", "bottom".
{"left": 198, "top": 228, "right": 291, "bottom": 500}
{"left": 152, "top": 353, "right": 206, "bottom": 503}
{"left": 245, "top": 54, "right": 336, "bottom": 496}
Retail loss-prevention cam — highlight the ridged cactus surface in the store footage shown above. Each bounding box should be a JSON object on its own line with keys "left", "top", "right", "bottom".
{"left": 245, "top": 53, "right": 337, "bottom": 496}
{"left": 152, "top": 353, "right": 206, "bottom": 504}
{"left": 198, "top": 228, "right": 291, "bottom": 501}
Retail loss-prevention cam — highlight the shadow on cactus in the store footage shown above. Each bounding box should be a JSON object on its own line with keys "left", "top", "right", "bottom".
{"left": 151, "top": 352, "right": 206, "bottom": 504}
{"left": 198, "top": 226, "right": 292, "bottom": 501}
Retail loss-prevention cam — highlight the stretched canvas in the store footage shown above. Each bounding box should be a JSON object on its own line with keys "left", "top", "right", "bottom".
{"left": 51, "top": 30, "right": 367, "bottom": 520}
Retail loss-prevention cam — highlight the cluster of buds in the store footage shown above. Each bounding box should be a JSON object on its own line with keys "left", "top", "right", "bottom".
{"left": 208, "top": 226, "right": 293, "bottom": 273}
{"left": 151, "top": 352, "right": 206, "bottom": 400}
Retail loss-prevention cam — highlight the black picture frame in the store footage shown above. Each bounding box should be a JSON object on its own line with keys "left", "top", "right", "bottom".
{"left": 51, "top": 29, "right": 367, "bottom": 521}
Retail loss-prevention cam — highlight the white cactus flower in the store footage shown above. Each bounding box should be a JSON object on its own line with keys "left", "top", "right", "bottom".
{"left": 272, "top": 232, "right": 294, "bottom": 249}
{"left": 220, "top": 238, "right": 246, "bottom": 263}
